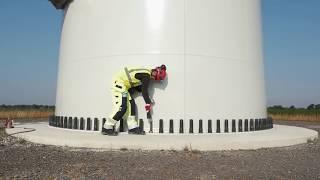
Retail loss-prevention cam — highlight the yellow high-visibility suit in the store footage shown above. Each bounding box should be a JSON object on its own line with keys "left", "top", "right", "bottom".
{"left": 103, "top": 67, "right": 152, "bottom": 130}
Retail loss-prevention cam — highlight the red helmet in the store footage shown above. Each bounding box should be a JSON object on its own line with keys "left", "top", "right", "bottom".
{"left": 153, "top": 64, "right": 167, "bottom": 81}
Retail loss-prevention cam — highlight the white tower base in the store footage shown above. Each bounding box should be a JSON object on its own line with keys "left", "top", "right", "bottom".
{"left": 49, "top": 116, "right": 273, "bottom": 134}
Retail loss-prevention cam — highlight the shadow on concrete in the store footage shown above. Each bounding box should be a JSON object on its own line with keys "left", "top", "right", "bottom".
{"left": 131, "top": 76, "right": 169, "bottom": 119}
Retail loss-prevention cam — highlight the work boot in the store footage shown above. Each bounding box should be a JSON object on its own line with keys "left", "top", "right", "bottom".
{"left": 101, "top": 127, "right": 118, "bottom": 136}
{"left": 128, "top": 127, "right": 146, "bottom": 135}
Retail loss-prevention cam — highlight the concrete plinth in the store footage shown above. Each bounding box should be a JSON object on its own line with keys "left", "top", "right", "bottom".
{"left": 6, "top": 122, "right": 318, "bottom": 151}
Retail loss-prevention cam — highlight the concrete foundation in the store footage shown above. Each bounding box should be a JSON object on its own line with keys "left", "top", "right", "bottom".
{"left": 6, "top": 122, "right": 318, "bottom": 151}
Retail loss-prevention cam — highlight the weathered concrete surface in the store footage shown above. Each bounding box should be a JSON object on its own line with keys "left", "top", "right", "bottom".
{"left": 6, "top": 122, "right": 318, "bottom": 151}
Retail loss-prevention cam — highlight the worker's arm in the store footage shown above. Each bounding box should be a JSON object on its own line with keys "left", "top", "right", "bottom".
{"left": 129, "top": 85, "right": 142, "bottom": 94}
{"left": 135, "top": 73, "right": 152, "bottom": 104}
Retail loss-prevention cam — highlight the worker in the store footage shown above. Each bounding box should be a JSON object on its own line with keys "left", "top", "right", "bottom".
{"left": 102, "top": 64, "right": 167, "bottom": 136}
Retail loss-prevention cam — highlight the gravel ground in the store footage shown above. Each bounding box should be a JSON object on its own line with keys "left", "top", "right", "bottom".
{"left": 0, "top": 120, "right": 319, "bottom": 179}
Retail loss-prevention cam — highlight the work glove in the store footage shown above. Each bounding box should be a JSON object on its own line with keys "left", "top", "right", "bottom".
{"left": 145, "top": 104, "right": 152, "bottom": 112}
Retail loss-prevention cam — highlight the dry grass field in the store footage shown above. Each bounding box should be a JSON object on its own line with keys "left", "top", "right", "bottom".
{"left": 1, "top": 112, "right": 320, "bottom": 122}
{"left": 269, "top": 114, "right": 320, "bottom": 122}
{"left": 268, "top": 105, "right": 320, "bottom": 122}
{"left": 0, "top": 110, "right": 54, "bottom": 120}
{"left": 1, "top": 105, "right": 320, "bottom": 122}
{"left": 0, "top": 105, "right": 54, "bottom": 121}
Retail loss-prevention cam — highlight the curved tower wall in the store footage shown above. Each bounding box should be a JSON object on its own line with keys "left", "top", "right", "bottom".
{"left": 54, "top": 0, "right": 267, "bottom": 133}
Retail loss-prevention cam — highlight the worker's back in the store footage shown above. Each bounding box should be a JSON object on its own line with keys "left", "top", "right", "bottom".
{"left": 113, "top": 66, "right": 151, "bottom": 89}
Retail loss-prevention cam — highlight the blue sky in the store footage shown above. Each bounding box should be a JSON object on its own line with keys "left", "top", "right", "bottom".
{"left": 0, "top": 0, "right": 319, "bottom": 107}
{"left": 263, "top": 0, "right": 320, "bottom": 107}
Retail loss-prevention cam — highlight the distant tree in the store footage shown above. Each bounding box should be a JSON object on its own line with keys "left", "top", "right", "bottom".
{"left": 273, "top": 105, "right": 284, "bottom": 109}
{"left": 315, "top": 104, "right": 320, "bottom": 110}
{"left": 0, "top": 104, "right": 7, "bottom": 110}
{"left": 289, "top": 105, "right": 296, "bottom": 109}
{"left": 307, "top": 104, "right": 315, "bottom": 110}
{"left": 31, "top": 104, "right": 40, "bottom": 109}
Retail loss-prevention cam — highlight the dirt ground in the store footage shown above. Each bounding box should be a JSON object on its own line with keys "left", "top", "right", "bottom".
{"left": 0, "top": 120, "right": 320, "bottom": 179}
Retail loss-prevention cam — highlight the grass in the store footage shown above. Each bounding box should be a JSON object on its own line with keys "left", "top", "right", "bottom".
{"left": 120, "top": 147, "right": 128, "bottom": 151}
{"left": 183, "top": 144, "right": 201, "bottom": 154}
{"left": 268, "top": 107, "right": 320, "bottom": 122}
{"left": 0, "top": 105, "right": 54, "bottom": 120}
{"left": 0, "top": 127, "right": 5, "bottom": 136}
{"left": 307, "top": 138, "right": 317, "bottom": 144}
{"left": 1, "top": 105, "right": 320, "bottom": 122}
{"left": 16, "top": 138, "right": 27, "bottom": 144}
{"left": 0, "top": 110, "right": 54, "bottom": 120}
{"left": 268, "top": 114, "right": 320, "bottom": 122}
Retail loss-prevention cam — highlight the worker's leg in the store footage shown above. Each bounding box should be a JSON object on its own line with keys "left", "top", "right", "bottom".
{"left": 104, "top": 91, "right": 128, "bottom": 129}
{"left": 115, "top": 92, "right": 131, "bottom": 132}
{"left": 126, "top": 93, "right": 145, "bottom": 135}
{"left": 126, "top": 94, "right": 139, "bottom": 130}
